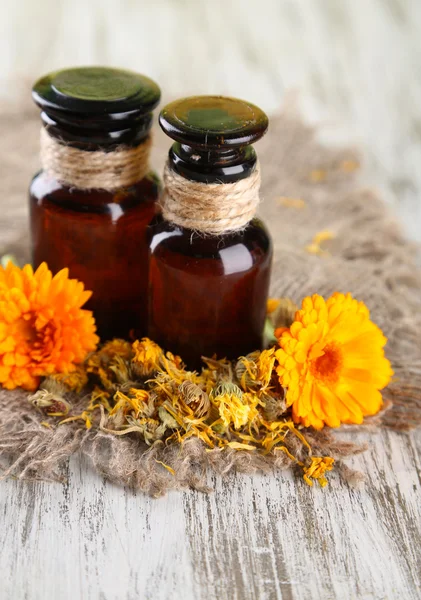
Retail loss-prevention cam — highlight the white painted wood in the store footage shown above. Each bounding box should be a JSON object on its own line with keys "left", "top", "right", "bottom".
{"left": 1, "top": 430, "right": 420, "bottom": 599}
{"left": 1, "top": 1, "right": 421, "bottom": 598}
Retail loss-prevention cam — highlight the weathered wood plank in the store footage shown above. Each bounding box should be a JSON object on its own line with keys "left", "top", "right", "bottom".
{"left": 1, "top": 430, "right": 420, "bottom": 599}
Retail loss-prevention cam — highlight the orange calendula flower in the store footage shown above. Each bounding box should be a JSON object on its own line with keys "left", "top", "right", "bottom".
{"left": 275, "top": 293, "right": 393, "bottom": 429}
{"left": 0, "top": 262, "right": 98, "bottom": 391}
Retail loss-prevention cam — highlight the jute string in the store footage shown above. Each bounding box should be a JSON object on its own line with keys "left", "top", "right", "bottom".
{"left": 0, "top": 99, "right": 420, "bottom": 495}
{"left": 40, "top": 127, "right": 152, "bottom": 190}
{"left": 161, "top": 160, "right": 261, "bottom": 233}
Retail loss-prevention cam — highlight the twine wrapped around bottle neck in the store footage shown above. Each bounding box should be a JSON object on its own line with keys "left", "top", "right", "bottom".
{"left": 40, "top": 127, "right": 152, "bottom": 190}
{"left": 160, "top": 161, "right": 261, "bottom": 234}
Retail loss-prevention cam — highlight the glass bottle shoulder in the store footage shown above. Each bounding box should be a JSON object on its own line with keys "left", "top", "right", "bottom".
{"left": 149, "top": 214, "right": 272, "bottom": 274}
{"left": 29, "top": 169, "right": 161, "bottom": 214}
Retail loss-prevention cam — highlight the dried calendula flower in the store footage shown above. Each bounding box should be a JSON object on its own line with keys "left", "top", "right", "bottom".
{"left": 235, "top": 351, "right": 260, "bottom": 391}
{"left": 28, "top": 379, "right": 71, "bottom": 416}
{"left": 201, "top": 356, "right": 233, "bottom": 388}
{"left": 179, "top": 380, "right": 210, "bottom": 418}
{"left": 99, "top": 406, "right": 167, "bottom": 443}
{"left": 108, "top": 355, "right": 135, "bottom": 385}
{"left": 129, "top": 388, "right": 157, "bottom": 418}
{"left": 261, "top": 390, "right": 287, "bottom": 421}
{"left": 211, "top": 383, "right": 258, "bottom": 430}
{"left": 110, "top": 389, "right": 150, "bottom": 419}
{"left": 132, "top": 338, "right": 163, "bottom": 376}
{"left": 49, "top": 365, "right": 89, "bottom": 393}
{"left": 125, "top": 416, "right": 167, "bottom": 444}
{"left": 256, "top": 348, "right": 277, "bottom": 391}
{"left": 303, "top": 456, "right": 335, "bottom": 487}
{"left": 158, "top": 405, "right": 179, "bottom": 429}
{"left": 101, "top": 339, "right": 133, "bottom": 360}
{"left": 86, "top": 339, "right": 133, "bottom": 391}
{"left": 235, "top": 348, "right": 276, "bottom": 393}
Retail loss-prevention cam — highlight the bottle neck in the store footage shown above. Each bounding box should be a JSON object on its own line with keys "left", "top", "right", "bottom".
{"left": 161, "top": 157, "right": 261, "bottom": 235}
{"left": 168, "top": 143, "right": 257, "bottom": 184}
{"left": 40, "top": 110, "right": 153, "bottom": 151}
{"left": 40, "top": 127, "right": 152, "bottom": 190}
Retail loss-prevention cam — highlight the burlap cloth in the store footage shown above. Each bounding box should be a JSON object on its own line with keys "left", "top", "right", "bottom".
{"left": 0, "top": 97, "right": 420, "bottom": 495}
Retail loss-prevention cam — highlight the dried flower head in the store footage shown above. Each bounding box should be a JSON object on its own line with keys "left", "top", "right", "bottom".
{"left": 101, "top": 339, "right": 133, "bottom": 360}
{"left": 276, "top": 293, "right": 393, "bottom": 429}
{"left": 86, "top": 339, "right": 134, "bottom": 390}
{"left": 132, "top": 337, "right": 164, "bottom": 376}
{"left": 48, "top": 364, "right": 89, "bottom": 393}
{"left": 28, "top": 379, "right": 71, "bottom": 416}
{"left": 261, "top": 390, "right": 287, "bottom": 421}
{"left": 256, "top": 348, "right": 277, "bottom": 391}
{"left": 235, "top": 351, "right": 261, "bottom": 391}
{"left": 0, "top": 262, "right": 98, "bottom": 391}
{"left": 211, "top": 383, "right": 258, "bottom": 430}
{"left": 179, "top": 380, "right": 210, "bottom": 418}
{"left": 235, "top": 348, "right": 276, "bottom": 393}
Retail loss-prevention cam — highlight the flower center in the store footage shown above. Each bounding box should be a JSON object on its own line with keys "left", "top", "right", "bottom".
{"left": 11, "top": 317, "right": 37, "bottom": 344}
{"left": 311, "top": 342, "right": 343, "bottom": 384}
{"left": 13, "top": 313, "right": 57, "bottom": 361}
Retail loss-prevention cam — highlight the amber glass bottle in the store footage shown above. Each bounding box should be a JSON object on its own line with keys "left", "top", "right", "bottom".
{"left": 30, "top": 67, "right": 161, "bottom": 340}
{"left": 148, "top": 96, "right": 273, "bottom": 368}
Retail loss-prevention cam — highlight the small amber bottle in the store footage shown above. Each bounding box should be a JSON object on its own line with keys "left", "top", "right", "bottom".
{"left": 30, "top": 67, "right": 161, "bottom": 340}
{"left": 148, "top": 96, "right": 273, "bottom": 368}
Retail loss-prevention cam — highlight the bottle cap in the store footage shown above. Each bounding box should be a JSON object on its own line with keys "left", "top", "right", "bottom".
{"left": 159, "top": 96, "right": 268, "bottom": 183}
{"left": 33, "top": 67, "right": 161, "bottom": 147}
{"left": 160, "top": 95, "right": 268, "bottom": 149}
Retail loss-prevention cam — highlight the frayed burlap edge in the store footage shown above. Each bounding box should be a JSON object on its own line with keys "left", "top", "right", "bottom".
{"left": 0, "top": 389, "right": 369, "bottom": 496}
{"left": 0, "top": 101, "right": 420, "bottom": 495}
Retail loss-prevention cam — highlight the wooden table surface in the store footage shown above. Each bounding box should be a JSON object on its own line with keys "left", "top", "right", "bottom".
{"left": 1, "top": 429, "right": 420, "bottom": 599}
{"left": 1, "top": 1, "right": 421, "bottom": 599}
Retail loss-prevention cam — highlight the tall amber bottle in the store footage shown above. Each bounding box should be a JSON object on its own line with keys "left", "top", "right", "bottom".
{"left": 148, "top": 96, "right": 273, "bottom": 368}
{"left": 30, "top": 67, "right": 161, "bottom": 340}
